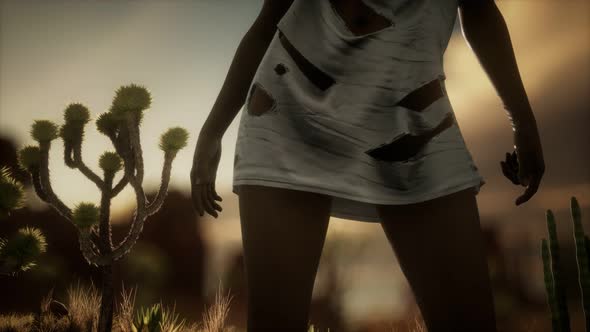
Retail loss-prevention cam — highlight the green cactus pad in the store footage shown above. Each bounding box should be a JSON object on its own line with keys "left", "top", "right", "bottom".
{"left": 99, "top": 151, "right": 122, "bottom": 173}
{"left": 159, "top": 127, "right": 189, "bottom": 152}
{"left": 64, "top": 103, "right": 91, "bottom": 124}
{"left": 18, "top": 146, "right": 41, "bottom": 170}
{"left": 110, "top": 84, "right": 152, "bottom": 115}
{"left": 72, "top": 202, "right": 100, "bottom": 229}
{"left": 0, "top": 167, "right": 25, "bottom": 218}
{"left": 0, "top": 226, "right": 47, "bottom": 272}
{"left": 59, "top": 122, "right": 84, "bottom": 143}
{"left": 96, "top": 112, "right": 119, "bottom": 135}
{"left": 30, "top": 120, "right": 59, "bottom": 142}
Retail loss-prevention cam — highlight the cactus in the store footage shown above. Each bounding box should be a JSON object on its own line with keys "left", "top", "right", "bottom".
{"left": 571, "top": 197, "right": 590, "bottom": 330}
{"left": 541, "top": 196, "right": 590, "bottom": 332}
{"left": 542, "top": 239, "right": 560, "bottom": 331}
{"left": 132, "top": 302, "right": 186, "bottom": 332}
{"left": 0, "top": 166, "right": 47, "bottom": 276}
{"left": 133, "top": 303, "right": 163, "bottom": 332}
{"left": 18, "top": 84, "right": 189, "bottom": 332}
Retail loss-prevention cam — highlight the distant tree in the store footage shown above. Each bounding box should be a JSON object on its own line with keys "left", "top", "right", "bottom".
{"left": 0, "top": 166, "right": 47, "bottom": 276}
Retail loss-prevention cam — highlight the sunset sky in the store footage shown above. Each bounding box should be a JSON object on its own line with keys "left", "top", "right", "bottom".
{"left": 1, "top": 0, "right": 589, "bottom": 325}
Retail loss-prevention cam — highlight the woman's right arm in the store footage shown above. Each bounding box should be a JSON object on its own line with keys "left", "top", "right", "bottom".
{"left": 197, "top": 0, "right": 294, "bottom": 141}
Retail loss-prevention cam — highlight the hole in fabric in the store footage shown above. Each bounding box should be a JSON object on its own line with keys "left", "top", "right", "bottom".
{"left": 365, "top": 113, "right": 455, "bottom": 162}
{"left": 234, "top": 153, "right": 240, "bottom": 167}
{"left": 397, "top": 78, "right": 446, "bottom": 112}
{"left": 328, "top": 0, "right": 394, "bottom": 36}
{"left": 274, "top": 63, "right": 289, "bottom": 76}
{"left": 247, "top": 83, "right": 276, "bottom": 116}
{"left": 278, "top": 30, "right": 336, "bottom": 91}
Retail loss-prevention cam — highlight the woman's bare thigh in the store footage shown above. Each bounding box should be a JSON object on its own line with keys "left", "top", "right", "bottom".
{"left": 237, "top": 184, "right": 333, "bottom": 331}
{"left": 375, "top": 188, "right": 497, "bottom": 332}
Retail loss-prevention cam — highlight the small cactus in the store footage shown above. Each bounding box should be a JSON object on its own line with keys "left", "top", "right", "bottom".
{"left": 96, "top": 112, "right": 118, "bottom": 136}
{"left": 159, "top": 127, "right": 189, "bottom": 153}
{"left": 59, "top": 122, "right": 85, "bottom": 143}
{"left": 133, "top": 303, "right": 163, "bottom": 332}
{"left": 30, "top": 120, "right": 59, "bottom": 142}
{"left": 72, "top": 202, "right": 99, "bottom": 229}
{"left": 541, "top": 196, "right": 589, "bottom": 332}
{"left": 17, "top": 146, "right": 42, "bottom": 170}
{"left": 98, "top": 152, "right": 122, "bottom": 173}
{"left": 110, "top": 83, "right": 151, "bottom": 123}
{"left": 63, "top": 103, "right": 91, "bottom": 124}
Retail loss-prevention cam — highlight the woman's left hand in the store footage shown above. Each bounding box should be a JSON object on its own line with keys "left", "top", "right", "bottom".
{"left": 500, "top": 122, "right": 545, "bottom": 206}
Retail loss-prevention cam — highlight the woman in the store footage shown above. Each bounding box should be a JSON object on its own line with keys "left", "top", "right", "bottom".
{"left": 190, "top": 0, "right": 545, "bottom": 331}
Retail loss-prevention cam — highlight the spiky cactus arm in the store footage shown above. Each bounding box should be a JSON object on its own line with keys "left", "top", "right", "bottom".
{"left": 111, "top": 176, "right": 129, "bottom": 198}
{"left": 571, "top": 196, "right": 590, "bottom": 330}
{"left": 90, "top": 128, "right": 187, "bottom": 265}
{"left": 59, "top": 103, "right": 104, "bottom": 189}
{"left": 63, "top": 144, "right": 76, "bottom": 168}
{"left": 93, "top": 126, "right": 149, "bottom": 264}
{"left": 146, "top": 127, "right": 189, "bottom": 216}
{"left": 112, "top": 125, "right": 137, "bottom": 181}
{"left": 109, "top": 173, "right": 148, "bottom": 262}
{"left": 97, "top": 169, "right": 116, "bottom": 332}
{"left": 126, "top": 115, "right": 144, "bottom": 184}
{"left": 542, "top": 239, "right": 561, "bottom": 332}
{"left": 29, "top": 167, "right": 49, "bottom": 202}
{"left": 78, "top": 230, "right": 102, "bottom": 265}
{"left": 38, "top": 141, "right": 73, "bottom": 220}
{"left": 102, "top": 126, "right": 131, "bottom": 198}
{"left": 146, "top": 150, "right": 174, "bottom": 216}
{"left": 72, "top": 143, "right": 104, "bottom": 190}
{"left": 99, "top": 172, "right": 114, "bottom": 254}
{"left": 547, "top": 209, "right": 572, "bottom": 332}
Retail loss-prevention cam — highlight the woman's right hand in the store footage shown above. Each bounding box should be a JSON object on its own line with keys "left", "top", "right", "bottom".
{"left": 500, "top": 119, "right": 545, "bottom": 206}
{"left": 190, "top": 130, "right": 223, "bottom": 218}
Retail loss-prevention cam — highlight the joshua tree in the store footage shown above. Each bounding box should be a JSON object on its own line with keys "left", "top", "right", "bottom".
{"left": 17, "top": 83, "right": 189, "bottom": 332}
{"left": 0, "top": 166, "right": 47, "bottom": 276}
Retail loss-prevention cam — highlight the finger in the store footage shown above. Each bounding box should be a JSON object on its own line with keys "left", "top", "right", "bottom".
{"left": 500, "top": 161, "right": 511, "bottom": 180}
{"left": 516, "top": 175, "right": 541, "bottom": 206}
{"left": 208, "top": 183, "right": 223, "bottom": 212}
{"left": 511, "top": 150, "right": 518, "bottom": 163}
{"left": 212, "top": 184, "right": 223, "bottom": 202}
{"left": 509, "top": 151, "right": 519, "bottom": 169}
{"left": 206, "top": 184, "right": 220, "bottom": 217}
{"left": 191, "top": 184, "right": 204, "bottom": 217}
{"left": 201, "top": 185, "right": 217, "bottom": 217}
{"left": 501, "top": 161, "right": 520, "bottom": 185}
{"left": 500, "top": 161, "right": 515, "bottom": 183}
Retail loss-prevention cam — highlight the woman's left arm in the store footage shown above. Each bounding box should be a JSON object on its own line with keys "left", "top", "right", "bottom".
{"left": 459, "top": 0, "right": 545, "bottom": 206}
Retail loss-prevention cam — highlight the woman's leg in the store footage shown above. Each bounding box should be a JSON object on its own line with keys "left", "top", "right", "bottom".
{"left": 375, "top": 187, "right": 497, "bottom": 332}
{"left": 238, "top": 184, "right": 333, "bottom": 332}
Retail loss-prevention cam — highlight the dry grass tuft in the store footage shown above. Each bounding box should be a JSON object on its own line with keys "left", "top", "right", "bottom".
{"left": 199, "top": 283, "right": 234, "bottom": 332}
{"left": 113, "top": 282, "right": 137, "bottom": 332}
{"left": 0, "top": 313, "right": 34, "bottom": 332}
{"left": 67, "top": 279, "right": 100, "bottom": 331}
